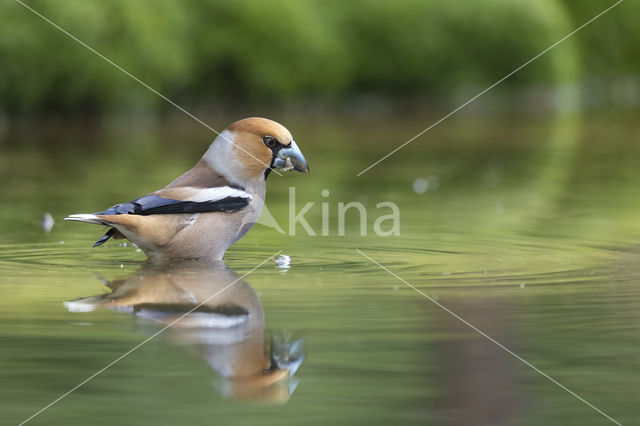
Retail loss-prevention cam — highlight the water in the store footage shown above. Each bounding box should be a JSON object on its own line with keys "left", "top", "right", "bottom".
{"left": 1, "top": 113, "right": 639, "bottom": 425}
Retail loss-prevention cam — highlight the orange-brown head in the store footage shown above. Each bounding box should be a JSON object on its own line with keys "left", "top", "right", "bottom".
{"left": 204, "top": 117, "right": 309, "bottom": 183}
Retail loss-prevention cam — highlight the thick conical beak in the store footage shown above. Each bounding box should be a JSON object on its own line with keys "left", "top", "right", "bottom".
{"left": 273, "top": 140, "right": 309, "bottom": 173}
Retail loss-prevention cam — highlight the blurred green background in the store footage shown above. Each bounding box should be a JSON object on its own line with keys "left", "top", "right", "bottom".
{"left": 1, "top": 0, "right": 637, "bottom": 115}
{"left": 2, "top": 2, "right": 640, "bottom": 425}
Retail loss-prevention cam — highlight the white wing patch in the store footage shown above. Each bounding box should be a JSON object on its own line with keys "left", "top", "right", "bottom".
{"left": 181, "top": 186, "right": 252, "bottom": 203}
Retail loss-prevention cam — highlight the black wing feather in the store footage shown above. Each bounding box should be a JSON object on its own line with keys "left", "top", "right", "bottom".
{"left": 93, "top": 228, "right": 116, "bottom": 247}
{"left": 95, "top": 195, "right": 249, "bottom": 216}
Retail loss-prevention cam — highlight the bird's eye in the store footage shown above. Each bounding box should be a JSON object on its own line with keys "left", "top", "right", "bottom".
{"left": 263, "top": 136, "right": 277, "bottom": 148}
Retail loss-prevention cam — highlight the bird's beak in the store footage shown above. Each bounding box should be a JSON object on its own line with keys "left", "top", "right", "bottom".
{"left": 273, "top": 140, "right": 309, "bottom": 173}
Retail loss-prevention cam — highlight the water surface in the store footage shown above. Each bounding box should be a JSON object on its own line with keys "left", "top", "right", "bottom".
{"left": 1, "top": 113, "right": 639, "bottom": 425}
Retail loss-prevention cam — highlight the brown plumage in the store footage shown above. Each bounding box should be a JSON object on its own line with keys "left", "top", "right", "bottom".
{"left": 64, "top": 262, "right": 302, "bottom": 402}
{"left": 65, "top": 117, "right": 309, "bottom": 261}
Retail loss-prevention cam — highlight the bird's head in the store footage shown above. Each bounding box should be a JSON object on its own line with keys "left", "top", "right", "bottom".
{"left": 204, "top": 117, "right": 309, "bottom": 183}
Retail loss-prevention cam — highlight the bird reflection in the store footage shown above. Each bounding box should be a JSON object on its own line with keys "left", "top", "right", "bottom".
{"left": 64, "top": 261, "right": 303, "bottom": 403}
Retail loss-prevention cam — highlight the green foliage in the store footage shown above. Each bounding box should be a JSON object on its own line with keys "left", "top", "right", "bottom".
{"left": 0, "top": 0, "right": 193, "bottom": 112}
{"left": 186, "top": 0, "right": 351, "bottom": 100}
{"left": 559, "top": 0, "right": 640, "bottom": 76}
{"left": 334, "top": 0, "right": 579, "bottom": 95}
{"left": 0, "top": 0, "right": 631, "bottom": 112}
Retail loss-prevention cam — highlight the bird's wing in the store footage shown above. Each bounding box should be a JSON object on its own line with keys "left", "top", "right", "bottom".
{"left": 164, "top": 159, "right": 234, "bottom": 189}
{"left": 94, "top": 186, "right": 252, "bottom": 216}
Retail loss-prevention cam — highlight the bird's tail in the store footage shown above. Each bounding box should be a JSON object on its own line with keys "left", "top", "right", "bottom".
{"left": 64, "top": 214, "right": 117, "bottom": 247}
{"left": 64, "top": 213, "right": 106, "bottom": 225}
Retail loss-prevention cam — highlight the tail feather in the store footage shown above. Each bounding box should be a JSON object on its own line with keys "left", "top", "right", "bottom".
{"left": 64, "top": 213, "right": 106, "bottom": 225}
{"left": 93, "top": 228, "right": 116, "bottom": 247}
{"left": 65, "top": 214, "right": 117, "bottom": 248}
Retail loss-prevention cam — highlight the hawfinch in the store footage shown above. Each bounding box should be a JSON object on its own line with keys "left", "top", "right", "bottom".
{"left": 65, "top": 262, "right": 302, "bottom": 402}
{"left": 65, "top": 117, "right": 309, "bottom": 261}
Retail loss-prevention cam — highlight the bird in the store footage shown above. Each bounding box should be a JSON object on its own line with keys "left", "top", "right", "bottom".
{"left": 64, "top": 262, "right": 304, "bottom": 402}
{"left": 65, "top": 117, "right": 309, "bottom": 261}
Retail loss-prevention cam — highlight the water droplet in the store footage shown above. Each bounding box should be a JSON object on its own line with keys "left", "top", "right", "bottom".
{"left": 41, "top": 212, "right": 55, "bottom": 233}
{"left": 412, "top": 178, "right": 428, "bottom": 194}
{"left": 275, "top": 254, "right": 291, "bottom": 270}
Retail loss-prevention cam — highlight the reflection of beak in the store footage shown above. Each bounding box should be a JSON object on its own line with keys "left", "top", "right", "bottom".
{"left": 273, "top": 140, "right": 309, "bottom": 173}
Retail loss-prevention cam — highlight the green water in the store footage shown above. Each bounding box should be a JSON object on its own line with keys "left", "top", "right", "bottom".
{"left": 1, "top": 113, "right": 639, "bottom": 425}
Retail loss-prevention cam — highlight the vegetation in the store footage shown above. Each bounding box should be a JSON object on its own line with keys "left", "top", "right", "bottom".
{"left": 0, "top": 0, "right": 634, "bottom": 113}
